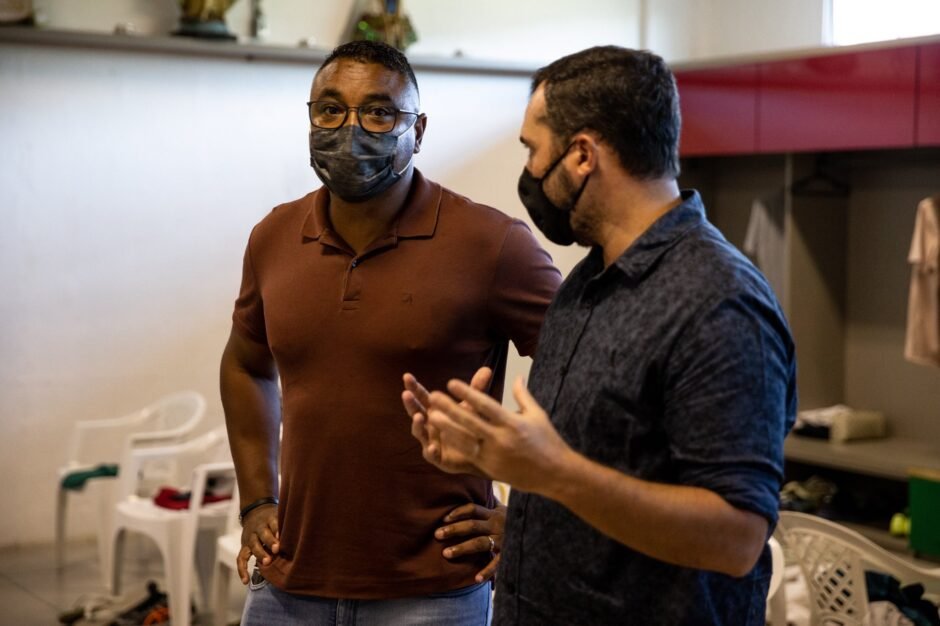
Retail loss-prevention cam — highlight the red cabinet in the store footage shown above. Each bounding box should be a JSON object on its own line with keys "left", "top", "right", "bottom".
{"left": 917, "top": 43, "right": 940, "bottom": 146}
{"left": 676, "top": 64, "right": 759, "bottom": 156}
{"left": 757, "top": 48, "right": 918, "bottom": 152}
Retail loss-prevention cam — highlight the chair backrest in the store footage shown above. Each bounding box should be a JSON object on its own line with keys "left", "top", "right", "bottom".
{"left": 65, "top": 391, "right": 206, "bottom": 468}
{"left": 116, "top": 426, "right": 231, "bottom": 502}
{"left": 131, "top": 391, "right": 207, "bottom": 444}
{"left": 777, "top": 511, "right": 940, "bottom": 626}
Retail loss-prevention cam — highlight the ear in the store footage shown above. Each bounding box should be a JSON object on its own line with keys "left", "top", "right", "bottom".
{"left": 571, "top": 132, "right": 600, "bottom": 176}
{"left": 413, "top": 113, "right": 428, "bottom": 154}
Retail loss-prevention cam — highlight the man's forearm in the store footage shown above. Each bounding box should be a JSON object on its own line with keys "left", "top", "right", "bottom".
{"left": 539, "top": 449, "right": 768, "bottom": 577}
{"left": 220, "top": 358, "right": 281, "bottom": 506}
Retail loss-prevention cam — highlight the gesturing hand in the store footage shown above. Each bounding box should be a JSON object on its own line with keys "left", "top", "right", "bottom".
{"left": 427, "top": 376, "right": 573, "bottom": 494}
{"left": 402, "top": 367, "right": 492, "bottom": 476}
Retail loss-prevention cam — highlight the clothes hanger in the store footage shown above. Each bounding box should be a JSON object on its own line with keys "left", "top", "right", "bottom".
{"left": 790, "top": 156, "right": 850, "bottom": 198}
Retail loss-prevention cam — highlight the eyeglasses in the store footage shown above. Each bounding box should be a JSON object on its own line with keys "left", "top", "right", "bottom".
{"left": 307, "top": 101, "right": 419, "bottom": 134}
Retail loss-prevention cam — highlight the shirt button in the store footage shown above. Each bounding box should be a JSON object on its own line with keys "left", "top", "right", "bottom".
{"left": 351, "top": 259, "right": 358, "bottom": 268}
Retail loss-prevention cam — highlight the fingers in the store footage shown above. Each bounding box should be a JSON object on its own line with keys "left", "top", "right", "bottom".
{"left": 436, "top": 517, "right": 495, "bottom": 543}
{"left": 402, "top": 389, "right": 426, "bottom": 420}
{"left": 429, "top": 390, "right": 495, "bottom": 439}
{"left": 245, "top": 531, "right": 274, "bottom": 566}
{"left": 410, "top": 410, "right": 431, "bottom": 447}
{"left": 475, "top": 553, "right": 501, "bottom": 583}
{"left": 443, "top": 503, "right": 491, "bottom": 523}
{"left": 446, "top": 379, "right": 509, "bottom": 425}
{"left": 424, "top": 421, "right": 443, "bottom": 465}
{"left": 511, "top": 376, "right": 539, "bottom": 412}
{"left": 237, "top": 545, "right": 251, "bottom": 584}
{"left": 441, "top": 534, "right": 497, "bottom": 560}
{"left": 468, "top": 367, "right": 493, "bottom": 392}
{"left": 402, "top": 373, "right": 431, "bottom": 411}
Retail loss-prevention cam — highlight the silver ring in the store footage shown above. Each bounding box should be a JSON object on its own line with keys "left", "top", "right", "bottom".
{"left": 487, "top": 536, "right": 496, "bottom": 552}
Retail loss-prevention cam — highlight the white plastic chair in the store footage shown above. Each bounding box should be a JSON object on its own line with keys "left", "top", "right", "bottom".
{"left": 211, "top": 484, "right": 246, "bottom": 626}
{"left": 109, "top": 426, "right": 234, "bottom": 626}
{"left": 767, "top": 535, "right": 788, "bottom": 626}
{"left": 56, "top": 391, "right": 207, "bottom": 576}
{"left": 213, "top": 428, "right": 284, "bottom": 626}
{"left": 777, "top": 511, "right": 940, "bottom": 626}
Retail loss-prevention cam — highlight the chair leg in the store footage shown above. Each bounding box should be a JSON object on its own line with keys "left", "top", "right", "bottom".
{"left": 769, "top": 580, "right": 787, "bottom": 626}
{"left": 110, "top": 528, "right": 126, "bottom": 597}
{"left": 165, "top": 533, "right": 194, "bottom": 626}
{"left": 194, "top": 527, "right": 219, "bottom": 614}
{"left": 55, "top": 487, "right": 67, "bottom": 571}
{"left": 211, "top": 562, "right": 231, "bottom": 626}
{"left": 95, "top": 479, "right": 117, "bottom": 588}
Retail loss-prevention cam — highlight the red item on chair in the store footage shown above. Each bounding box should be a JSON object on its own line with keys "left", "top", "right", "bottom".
{"left": 152, "top": 487, "right": 231, "bottom": 510}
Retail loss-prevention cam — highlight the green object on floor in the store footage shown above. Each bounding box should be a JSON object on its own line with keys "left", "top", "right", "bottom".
{"left": 908, "top": 468, "right": 940, "bottom": 558}
{"left": 61, "top": 463, "right": 118, "bottom": 491}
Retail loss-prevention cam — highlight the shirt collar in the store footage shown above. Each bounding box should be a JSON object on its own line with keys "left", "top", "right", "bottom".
{"left": 608, "top": 189, "right": 706, "bottom": 281}
{"left": 301, "top": 169, "right": 441, "bottom": 242}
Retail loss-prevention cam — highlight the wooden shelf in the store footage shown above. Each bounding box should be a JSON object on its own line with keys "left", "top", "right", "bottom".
{"left": 0, "top": 26, "right": 539, "bottom": 76}
{"left": 785, "top": 436, "right": 940, "bottom": 481}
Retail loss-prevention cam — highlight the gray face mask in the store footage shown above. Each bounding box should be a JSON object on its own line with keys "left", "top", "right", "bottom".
{"left": 309, "top": 125, "right": 413, "bottom": 202}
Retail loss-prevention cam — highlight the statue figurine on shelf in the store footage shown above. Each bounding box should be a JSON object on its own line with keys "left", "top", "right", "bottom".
{"left": 174, "top": 0, "right": 239, "bottom": 41}
{"left": 0, "top": 0, "right": 34, "bottom": 26}
{"left": 351, "top": 0, "right": 417, "bottom": 51}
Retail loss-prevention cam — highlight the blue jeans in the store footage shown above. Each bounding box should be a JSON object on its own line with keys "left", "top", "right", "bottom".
{"left": 242, "top": 570, "right": 492, "bottom": 626}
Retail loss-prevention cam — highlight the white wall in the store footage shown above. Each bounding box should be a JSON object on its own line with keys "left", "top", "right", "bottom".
{"left": 2, "top": 1, "right": 837, "bottom": 547}
{"left": 645, "top": 0, "right": 829, "bottom": 62}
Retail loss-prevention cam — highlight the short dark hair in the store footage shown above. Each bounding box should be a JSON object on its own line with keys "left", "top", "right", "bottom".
{"left": 531, "top": 46, "right": 681, "bottom": 180}
{"left": 318, "top": 40, "right": 419, "bottom": 95}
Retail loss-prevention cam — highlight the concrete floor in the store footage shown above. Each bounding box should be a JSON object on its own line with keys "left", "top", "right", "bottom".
{"left": 0, "top": 536, "right": 245, "bottom": 626}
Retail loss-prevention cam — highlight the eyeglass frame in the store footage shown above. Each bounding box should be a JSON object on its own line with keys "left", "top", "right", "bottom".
{"left": 306, "top": 100, "right": 421, "bottom": 134}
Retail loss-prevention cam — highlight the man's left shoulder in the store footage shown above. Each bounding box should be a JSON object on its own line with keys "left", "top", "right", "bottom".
{"left": 436, "top": 184, "right": 519, "bottom": 231}
{"left": 669, "top": 224, "right": 778, "bottom": 304}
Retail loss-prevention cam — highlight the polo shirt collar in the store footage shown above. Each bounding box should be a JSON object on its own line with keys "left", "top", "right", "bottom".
{"left": 609, "top": 189, "right": 705, "bottom": 281}
{"left": 301, "top": 168, "right": 441, "bottom": 242}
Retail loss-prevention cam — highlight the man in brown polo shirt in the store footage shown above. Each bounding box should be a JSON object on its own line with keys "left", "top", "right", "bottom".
{"left": 219, "top": 40, "right": 560, "bottom": 625}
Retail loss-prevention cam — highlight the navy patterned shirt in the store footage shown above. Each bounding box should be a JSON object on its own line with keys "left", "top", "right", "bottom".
{"left": 494, "top": 190, "right": 796, "bottom": 625}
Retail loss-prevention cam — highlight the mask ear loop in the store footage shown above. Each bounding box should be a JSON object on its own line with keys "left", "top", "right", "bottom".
{"left": 536, "top": 142, "right": 577, "bottom": 192}
{"left": 392, "top": 113, "right": 422, "bottom": 176}
{"left": 395, "top": 152, "right": 415, "bottom": 176}
{"left": 565, "top": 169, "right": 591, "bottom": 214}
{"left": 540, "top": 141, "right": 591, "bottom": 214}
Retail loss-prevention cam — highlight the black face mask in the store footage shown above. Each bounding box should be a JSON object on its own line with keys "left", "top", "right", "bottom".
{"left": 309, "top": 125, "right": 413, "bottom": 202}
{"left": 517, "top": 144, "right": 590, "bottom": 246}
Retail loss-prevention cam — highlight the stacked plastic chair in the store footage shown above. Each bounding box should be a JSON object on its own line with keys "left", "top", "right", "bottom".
{"left": 109, "top": 425, "right": 234, "bottom": 626}
{"left": 777, "top": 511, "right": 940, "bottom": 625}
{"left": 55, "top": 391, "right": 206, "bottom": 584}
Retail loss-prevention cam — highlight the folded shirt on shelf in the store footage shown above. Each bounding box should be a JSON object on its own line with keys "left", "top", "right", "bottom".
{"left": 794, "top": 404, "right": 887, "bottom": 443}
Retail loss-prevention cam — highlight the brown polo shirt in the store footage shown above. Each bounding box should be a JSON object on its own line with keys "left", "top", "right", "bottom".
{"left": 232, "top": 170, "right": 561, "bottom": 599}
